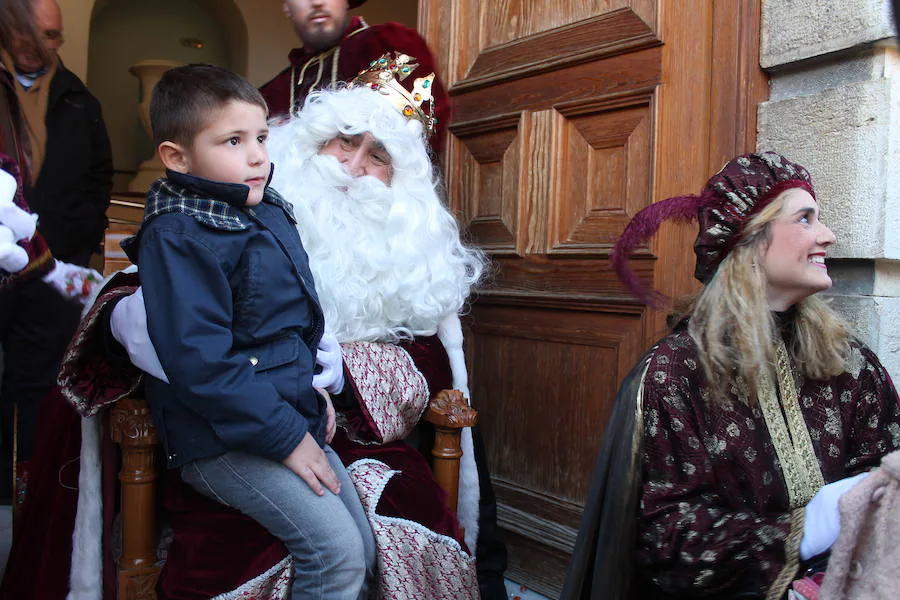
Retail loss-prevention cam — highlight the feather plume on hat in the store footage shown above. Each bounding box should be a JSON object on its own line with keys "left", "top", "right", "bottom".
{"left": 611, "top": 152, "right": 817, "bottom": 307}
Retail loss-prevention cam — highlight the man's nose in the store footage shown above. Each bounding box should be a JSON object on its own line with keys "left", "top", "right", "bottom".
{"left": 345, "top": 147, "right": 366, "bottom": 177}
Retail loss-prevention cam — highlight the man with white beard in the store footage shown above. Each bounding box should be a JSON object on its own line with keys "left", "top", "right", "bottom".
{"left": 268, "top": 86, "right": 481, "bottom": 345}
{"left": 263, "top": 84, "right": 488, "bottom": 598}
{"left": 9, "top": 72, "right": 501, "bottom": 599}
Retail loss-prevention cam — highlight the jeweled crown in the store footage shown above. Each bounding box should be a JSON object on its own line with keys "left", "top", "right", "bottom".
{"left": 350, "top": 52, "right": 437, "bottom": 135}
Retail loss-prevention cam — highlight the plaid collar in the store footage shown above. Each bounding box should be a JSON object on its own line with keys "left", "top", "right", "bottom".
{"left": 143, "top": 169, "right": 296, "bottom": 231}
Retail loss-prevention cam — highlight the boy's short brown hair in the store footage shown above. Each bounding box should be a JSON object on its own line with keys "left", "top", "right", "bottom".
{"left": 150, "top": 63, "right": 268, "bottom": 147}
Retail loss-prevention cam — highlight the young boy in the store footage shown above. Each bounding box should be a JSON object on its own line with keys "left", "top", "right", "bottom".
{"left": 130, "top": 64, "right": 375, "bottom": 599}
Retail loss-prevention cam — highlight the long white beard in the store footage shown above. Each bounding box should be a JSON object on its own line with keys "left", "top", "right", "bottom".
{"left": 276, "top": 154, "right": 479, "bottom": 343}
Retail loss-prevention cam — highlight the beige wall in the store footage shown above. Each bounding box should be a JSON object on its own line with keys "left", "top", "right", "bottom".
{"left": 59, "top": 0, "right": 419, "bottom": 85}
{"left": 356, "top": 0, "right": 418, "bottom": 29}
{"left": 57, "top": 0, "right": 93, "bottom": 79}
{"left": 88, "top": 0, "right": 232, "bottom": 181}
{"left": 58, "top": 0, "right": 295, "bottom": 84}
{"left": 55, "top": 0, "right": 420, "bottom": 188}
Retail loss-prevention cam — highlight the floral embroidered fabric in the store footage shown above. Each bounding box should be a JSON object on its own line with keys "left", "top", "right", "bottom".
{"left": 637, "top": 330, "right": 900, "bottom": 597}
{"left": 348, "top": 459, "right": 480, "bottom": 599}
{"left": 341, "top": 341, "right": 430, "bottom": 443}
{"left": 213, "top": 557, "right": 291, "bottom": 600}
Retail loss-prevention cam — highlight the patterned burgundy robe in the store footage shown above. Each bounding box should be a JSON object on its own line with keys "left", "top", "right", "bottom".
{"left": 562, "top": 321, "right": 900, "bottom": 600}
{"left": 637, "top": 329, "right": 900, "bottom": 597}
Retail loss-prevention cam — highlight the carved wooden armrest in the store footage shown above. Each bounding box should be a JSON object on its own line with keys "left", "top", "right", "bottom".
{"left": 110, "top": 396, "right": 161, "bottom": 600}
{"left": 424, "top": 389, "right": 477, "bottom": 513}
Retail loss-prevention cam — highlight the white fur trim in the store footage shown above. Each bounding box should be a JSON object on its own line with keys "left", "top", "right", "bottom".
{"left": 347, "top": 458, "right": 474, "bottom": 559}
{"left": 437, "top": 313, "right": 480, "bottom": 553}
{"left": 67, "top": 415, "right": 103, "bottom": 600}
{"left": 211, "top": 556, "right": 292, "bottom": 600}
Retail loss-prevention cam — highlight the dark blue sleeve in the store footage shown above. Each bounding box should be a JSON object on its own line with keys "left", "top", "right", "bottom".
{"left": 139, "top": 223, "right": 308, "bottom": 461}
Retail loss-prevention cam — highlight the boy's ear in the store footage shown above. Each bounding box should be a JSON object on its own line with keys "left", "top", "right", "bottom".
{"left": 158, "top": 141, "right": 190, "bottom": 173}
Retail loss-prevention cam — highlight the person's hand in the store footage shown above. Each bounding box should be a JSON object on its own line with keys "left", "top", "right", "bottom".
{"left": 0, "top": 225, "right": 28, "bottom": 272}
{"left": 42, "top": 259, "right": 103, "bottom": 305}
{"left": 281, "top": 432, "right": 340, "bottom": 496}
{"left": 110, "top": 287, "right": 169, "bottom": 381}
{"left": 800, "top": 472, "right": 870, "bottom": 560}
{"left": 318, "top": 387, "right": 336, "bottom": 444}
{"left": 0, "top": 169, "right": 37, "bottom": 273}
{"left": 312, "top": 328, "right": 344, "bottom": 393}
{"left": 0, "top": 169, "right": 36, "bottom": 241}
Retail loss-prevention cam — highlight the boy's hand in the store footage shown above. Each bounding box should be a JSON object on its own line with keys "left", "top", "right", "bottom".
{"left": 318, "top": 387, "right": 336, "bottom": 444}
{"left": 281, "top": 432, "right": 340, "bottom": 496}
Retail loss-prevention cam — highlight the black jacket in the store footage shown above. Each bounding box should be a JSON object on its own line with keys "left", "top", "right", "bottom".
{"left": 25, "top": 64, "right": 112, "bottom": 264}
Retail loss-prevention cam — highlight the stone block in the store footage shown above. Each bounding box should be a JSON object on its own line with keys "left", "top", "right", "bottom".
{"left": 768, "top": 50, "right": 890, "bottom": 101}
{"left": 758, "top": 77, "right": 900, "bottom": 259}
{"left": 761, "top": 0, "right": 894, "bottom": 68}
{"left": 828, "top": 293, "right": 900, "bottom": 382}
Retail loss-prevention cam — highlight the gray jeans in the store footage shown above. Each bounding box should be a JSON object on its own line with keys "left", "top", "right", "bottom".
{"left": 181, "top": 446, "right": 376, "bottom": 600}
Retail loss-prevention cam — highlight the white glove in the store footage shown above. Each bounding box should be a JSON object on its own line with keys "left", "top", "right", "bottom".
{"left": 42, "top": 259, "right": 103, "bottom": 305}
{"left": 0, "top": 169, "right": 37, "bottom": 241}
{"left": 0, "top": 169, "right": 38, "bottom": 273}
{"left": 110, "top": 287, "right": 168, "bottom": 382}
{"left": 0, "top": 225, "right": 28, "bottom": 272}
{"left": 799, "top": 471, "right": 869, "bottom": 560}
{"left": 313, "top": 327, "right": 344, "bottom": 393}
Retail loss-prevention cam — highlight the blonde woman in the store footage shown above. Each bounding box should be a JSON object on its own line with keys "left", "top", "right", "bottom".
{"left": 563, "top": 153, "right": 900, "bottom": 600}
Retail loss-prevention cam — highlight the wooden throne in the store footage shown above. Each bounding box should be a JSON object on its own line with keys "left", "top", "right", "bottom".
{"left": 103, "top": 194, "right": 478, "bottom": 599}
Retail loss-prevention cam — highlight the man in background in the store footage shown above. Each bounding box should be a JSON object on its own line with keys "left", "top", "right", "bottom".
{"left": 3, "top": 0, "right": 112, "bottom": 268}
{"left": 0, "top": 0, "right": 111, "bottom": 505}
{"left": 262, "top": 0, "right": 450, "bottom": 151}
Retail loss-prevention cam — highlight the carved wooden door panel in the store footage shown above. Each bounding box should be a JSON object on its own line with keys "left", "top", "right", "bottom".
{"left": 419, "top": 1, "right": 766, "bottom": 595}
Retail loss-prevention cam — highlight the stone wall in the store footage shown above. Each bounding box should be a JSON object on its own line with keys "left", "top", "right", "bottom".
{"left": 758, "top": 0, "right": 900, "bottom": 378}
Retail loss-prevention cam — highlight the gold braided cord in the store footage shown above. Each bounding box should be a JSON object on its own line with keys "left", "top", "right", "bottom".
{"left": 756, "top": 339, "right": 825, "bottom": 509}
{"left": 288, "top": 18, "right": 370, "bottom": 117}
{"left": 331, "top": 46, "right": 340, "bottom": 88}
{"left": 775, "top": 341, "right": 826, "bottom": 493}
{"left": 766, "top": 507, "right": 805, "bottom": 600}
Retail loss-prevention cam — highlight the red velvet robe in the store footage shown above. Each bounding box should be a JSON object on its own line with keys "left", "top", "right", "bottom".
{"left": 258, "top": 16, "right": 450, "bottom": 153}
{"left": 0, "top": 272, "right": 478, "bottom": 599}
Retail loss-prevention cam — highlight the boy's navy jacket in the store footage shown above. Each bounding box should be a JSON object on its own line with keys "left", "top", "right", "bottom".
{"left": 125, "top": 169, "right": 325, "bottom": 469}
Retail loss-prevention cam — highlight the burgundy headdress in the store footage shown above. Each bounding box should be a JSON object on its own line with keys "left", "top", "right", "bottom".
{"left": 611, "top": 152, "right": 816, "bottom": 306}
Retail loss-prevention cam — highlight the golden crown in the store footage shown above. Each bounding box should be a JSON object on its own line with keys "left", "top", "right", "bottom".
{"left": 350, "top": 52, "right": 437, "bottom": 135}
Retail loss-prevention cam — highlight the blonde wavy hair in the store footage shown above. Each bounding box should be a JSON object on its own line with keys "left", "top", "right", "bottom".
{"left": 681, "top": 192, "right": 851, "bottom": 403}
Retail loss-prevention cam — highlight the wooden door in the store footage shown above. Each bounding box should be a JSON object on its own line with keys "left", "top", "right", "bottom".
{"left": 419, "top": 1, "right": 767, "bottom": 596}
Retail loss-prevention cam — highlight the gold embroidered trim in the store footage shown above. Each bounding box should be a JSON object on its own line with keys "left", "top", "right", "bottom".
{"left": 766, "top": 507, "right": 805, "bottom": 600}
{"left": 757, "top": 339, "right": 825, "bottom": 509}
{"left": 288, "top": 19, "right": 370, "bottom": 116}
{"left": 632, "top": 358, "right": 652, "bottom": 462}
